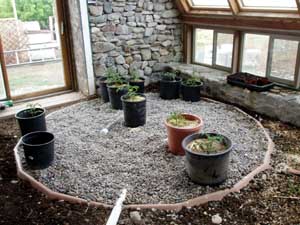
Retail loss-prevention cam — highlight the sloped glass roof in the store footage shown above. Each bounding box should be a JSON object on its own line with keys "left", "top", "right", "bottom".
{"left": 240, "top": 0, "right": 297, "bottom": 9}
{"left": 191, "top": 0, "right": 230, "bottom": 8}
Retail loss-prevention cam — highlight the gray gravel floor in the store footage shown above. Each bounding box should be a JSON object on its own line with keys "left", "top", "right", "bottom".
{"left": 19, "top": 93, "right": 268, "bottom": 205}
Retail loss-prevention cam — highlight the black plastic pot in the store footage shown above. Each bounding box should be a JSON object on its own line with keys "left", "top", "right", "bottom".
{"left": 129, "top": 78, "right": 145, "bottom": 93}
{"left": 107, "top": 85, "right": 128, "bottom": 110}
{"left": 159, "top": 77, "right": 181, "bottom": 100}
{"left": 121, "top": 94, "right": 146, "bottom": 127}
{"left": 22, "top": 131, "right": 55, "bottom": 170}
{"left": 182, "top": 133, "right": 233, "bottom": 185}
{"left": 15, "top": 108, "right": 47, "bottom": 136}
{"left": 99, "top": 77, "right": 109, "bottom": 102}
{"left": 181, "top": 82, "right": 203, "bottom": 102}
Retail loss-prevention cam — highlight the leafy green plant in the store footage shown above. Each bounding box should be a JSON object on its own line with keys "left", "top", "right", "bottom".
{"left": 183, "top": 76, "right": 203, "bottom": 86}
{"left": 130, "top": 70, "right": 141, "bottom": 82}
{"left": 106, "top": 68, "right": 124, "bottom": 85}
{"left": 167, "top": 112, "right": 197, "bottom": 127}
{"left": 161, "top": 72, "right": 176, "bottom": 81}
{"left": 188, "top": 134, "right": 224, "bottom": 154}
{"left": 26, "top": 103, "right": 43, "bottom": 116}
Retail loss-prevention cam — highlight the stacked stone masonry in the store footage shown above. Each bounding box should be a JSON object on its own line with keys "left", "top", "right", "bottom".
{"left": 88, "top": 0, "right": 183, "bottom": 86}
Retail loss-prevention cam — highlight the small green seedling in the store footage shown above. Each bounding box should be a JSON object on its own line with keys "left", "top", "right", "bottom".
{"left": 106, "top": 68, "right": 124, "bottom": 86}
{"left": 120, "top": 85, "right": 144, "bottom": 102}
{"left": 167, "top": 112, "right": 197, "bottom": 127}
{"left": 26, "top": 103, "right": 43, "bottom": 116}
{"left": 130, "top": 70, "right": 141, "bottom": 82}
{"left": 162, "top": 72, "right": 177, "bottom": 81}
{"left": 183, "top": 75, "right": 203, "bottom": 86}
{"left": 189, "top": 134, "right": 224, "bottom": 154}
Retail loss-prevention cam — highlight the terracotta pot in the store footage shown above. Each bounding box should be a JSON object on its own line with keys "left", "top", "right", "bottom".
{"left": 164, "top": 114, "right": 203, "bottom": 156}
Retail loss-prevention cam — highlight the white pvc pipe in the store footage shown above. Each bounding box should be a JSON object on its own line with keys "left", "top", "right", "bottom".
{"left": 106, "top": 189, "right": 127, "bottom": 225}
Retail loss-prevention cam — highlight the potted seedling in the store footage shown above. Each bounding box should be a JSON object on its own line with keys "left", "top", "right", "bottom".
{"left": 107, "top": 71, "right": 128, "bottom": 110}
{"left": 129, "top": 70, "right": 145, "bottom": 93}
{"left": 121, "top": 85, "right": 146, "bottom": 127}
{"left": 15, "top": 103, "right": 46, "bottom": 136}
{"left": 22, "top": 131, "right": 55, "bottom": 170}
{"left": 98, "top": 67, "right": 118, "bottom": 102}
{"left": 160, "top": 71, "right": 181, "bottom": 100}
{"left": 164, "top": 112, "right": 203, "bottom": 155}
{"left": 182, "top": 133, "right": 233, "bottom": 185}
{"left": 181, "top": 75, "right": 203, "bottom": 102}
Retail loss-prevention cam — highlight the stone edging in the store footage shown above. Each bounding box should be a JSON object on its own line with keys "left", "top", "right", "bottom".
{"left": 13, "top": 97, "right": 275, "bottom": 211}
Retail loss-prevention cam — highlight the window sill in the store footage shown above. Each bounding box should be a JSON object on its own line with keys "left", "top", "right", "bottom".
{"left": 0, "top": 92, "right": 87, "bottom": 120}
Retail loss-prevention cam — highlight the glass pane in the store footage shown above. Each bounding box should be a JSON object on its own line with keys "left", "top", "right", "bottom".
{"left": 216, "top": 33, "right": 234, "bottom": 68}
{"left": 194, "top": 29, "right": 213, "bottom": 65}
{"left": 241, "top": 0, "right": 297, "bottom": 9}
{"left": 270, "top": 39, "right": 298, "bottom": 81}
{"left": 0, "top": 62, "right": 6, "bottom": 100}
{"left": 1, "top": 0, "right": 66, "bottom": 97}
{"left": 191, "top": 0, "right": 229, "bottom": 7}
{"left": 241, "top": 34, "right": 269, "bottom": 77}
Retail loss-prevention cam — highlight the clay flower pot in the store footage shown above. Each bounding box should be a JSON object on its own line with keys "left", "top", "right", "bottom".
{"left": 164, "top": 114, "right": 203, "bottom": 155}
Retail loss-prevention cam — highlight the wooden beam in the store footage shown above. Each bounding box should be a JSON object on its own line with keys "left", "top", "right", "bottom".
{"left": 295, "top": 0, "right": 300, "bottom": 15}
{"left": 228, "top": 0, "right": 240, "bottom": 15}
{"left": 181, "top": 15, "right": 300, "bottom": 32}
{"left": 231, "top": 31, "right": 241, "bottom": 73}
{"left": 0, "top": 36, "right": 11, "bottom": 99}
{"left": 174, "top": 0, "right": 190, "bottom": 14}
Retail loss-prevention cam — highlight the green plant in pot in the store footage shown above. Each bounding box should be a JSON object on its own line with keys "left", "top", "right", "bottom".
{"left": 182, "top": 133, "right": 233, "bottom": 185}
{"left": 164, "top": 112, "right": 203, "bottom": 155}
{"left": 121, "top": 85, "right": 146, "bottom": 127}
{"left": 97, "top": 67, "right": 118, "bottom": 102}
{"left": 181, "top": 75, "right": 203, "bottom": 102}
{"left": 160, "top": 71, "right": 182, "bottom": 100}
{"left": 129, "top": 70, "right": 145, "bottom": 93}
{"left": 107, "top": 71, "right": 128, "bottom": 110}
{"left": 15, "top": 103, "right": 47, "bottom": 136}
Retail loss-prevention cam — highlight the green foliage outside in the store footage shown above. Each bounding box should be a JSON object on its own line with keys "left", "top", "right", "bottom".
{"left": 0, "top": 0, "right": 53, "bottom": 29}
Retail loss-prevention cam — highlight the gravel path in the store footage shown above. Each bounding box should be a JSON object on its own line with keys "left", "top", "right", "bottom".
{"left": 20, "top": 93, "right": 268, "bottom": 205}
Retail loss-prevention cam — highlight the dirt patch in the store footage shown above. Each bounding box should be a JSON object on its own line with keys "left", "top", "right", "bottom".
{"left": 1, "top": 115, "right": 300, "bottom": 224}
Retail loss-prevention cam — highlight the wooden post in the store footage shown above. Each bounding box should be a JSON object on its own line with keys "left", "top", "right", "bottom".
{"left": 0, "top": 36, "right": 11, "bottom": 99}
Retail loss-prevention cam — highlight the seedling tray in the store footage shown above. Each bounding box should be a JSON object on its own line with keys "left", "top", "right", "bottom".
{"left": 227, "top": 72, "right": 274, "bottom": 92}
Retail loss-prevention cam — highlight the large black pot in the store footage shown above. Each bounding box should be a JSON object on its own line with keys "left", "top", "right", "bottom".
{"left": 121, "top": 94, "right": 146, "bottom": 127}
{"left": 181, "top": 82, "right": 203, "bottom": 102}
{"left": 107, "top": 85, "right": 128, "bottom": 110}
{"left": 99, "top": 77, "right": 109, "bottom": 102}
{"left": 15, "top": 108, "right": 47, "bottom": 136}
{"left": 129, "top": 78, "right": 145, "bottom": 93}
{"left": 182, "top": 133, "right": 233, "bottom": 185}
{"left": 159, "top": 77, "right": 181, "bottom": 100}
{"left": 22, "top": 131, "right": 55, "bottom": 170}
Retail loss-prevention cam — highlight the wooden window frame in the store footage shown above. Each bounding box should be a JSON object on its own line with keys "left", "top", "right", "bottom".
{"left": 192, "top": 27, "right": 235, "bottom": 72}
{"left": 0, "top": 0, "right": 75, "bottom": 101}
{"left": 237, "top": 0, "right": 299, "bottom": 13}
{"left": 190, "top": 25, "right": 300, "bottom": 89}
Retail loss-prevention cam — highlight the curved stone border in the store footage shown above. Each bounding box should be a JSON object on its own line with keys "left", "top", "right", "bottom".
{"left": 13, "top": 97, "right": 274, "bottom": 211}
{"left": 287, "top": 168, "right": 300, "bottom": 176}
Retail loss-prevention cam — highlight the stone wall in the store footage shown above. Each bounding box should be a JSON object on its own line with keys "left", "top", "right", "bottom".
{"left": 88, "top": 0, "right": 183, "bottom": 86}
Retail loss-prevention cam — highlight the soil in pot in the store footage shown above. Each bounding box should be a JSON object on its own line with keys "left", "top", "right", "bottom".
{"left": 181, "top": 77, "right": 203, "bottom": 102}
{"left": 160, "top": 72, "right": 181, "bottom": 100}
{"left": 182, "top": 133, "right": 232, "bottom": 185}
{"left": 165, "top": 113, "right": 203, "bottom": 155}
{"left": 121, "top": 94, "right": 146, "bottom": 127}
{"left": 15, "top": 106, "right": 47, "bottom": 136}
{"left": 98, "top": 77, "right": 109, "bottom": 102}
{"left": 22, "top": 131, "right": 55, "bottom": 170}
{"left": 107, "top": 84, "right": 128, "bottom": 110}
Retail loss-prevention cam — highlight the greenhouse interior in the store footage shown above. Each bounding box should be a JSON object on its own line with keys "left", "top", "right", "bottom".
{"left": 0, "top": 0, "right": 300, "bottom": 224}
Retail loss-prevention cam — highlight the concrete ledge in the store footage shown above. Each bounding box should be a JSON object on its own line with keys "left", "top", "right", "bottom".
{"left": 166, "top": 63, "right": 300, "bottom": 127}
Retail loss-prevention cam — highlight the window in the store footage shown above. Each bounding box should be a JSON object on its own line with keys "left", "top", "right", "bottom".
{"left": 241, "top": 34, "right": 269, "bottom": 77}
{"left": 191, "top": 0, "right": 229, "bottom": 8}
{"left": 193, "top": 28, "right": 234, "bottom": 70}
{"left": 240, "top": 33, "right": 300, "bottom": 86}
{"left": 270, "top": 38, "right": 299, "bottom": 82}
{"left": 239, "top": 0, "right": 297, "bottom": 9}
